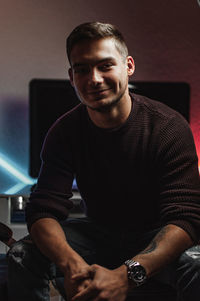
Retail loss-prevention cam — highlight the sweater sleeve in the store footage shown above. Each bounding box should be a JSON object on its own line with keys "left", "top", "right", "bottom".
{"left": 156, "top": 114, "right": 200, "bottom": 243}
{"left": 25, "top": 117, "right": 74, "bottom": 232}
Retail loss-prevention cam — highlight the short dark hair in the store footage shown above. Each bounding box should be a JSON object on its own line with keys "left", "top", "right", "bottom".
{"left": 66, "top": 22, "right": 129, "bottom": 63}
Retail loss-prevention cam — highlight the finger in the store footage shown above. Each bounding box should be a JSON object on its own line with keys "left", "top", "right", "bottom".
{"left": 77, "top": 279, "right": 92, "bottom": 291}
{"left": 71, "top": 285, "right": 97, "bottom": 301}
{"left": 72, "top": 271, "right": 90, "bottom": 280}
{"left": 72, "top": 269, "right": 94, "bottom": 280}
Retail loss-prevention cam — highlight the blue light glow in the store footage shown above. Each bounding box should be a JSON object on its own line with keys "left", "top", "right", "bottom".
{"left": 4, "top": 183, "right": 27, "bottom": 195}
{"left": 0, "top": 152, "right": 34, "bottom": 185}
{"left": 0, "top": 152, "right": 36, "bottom": 194}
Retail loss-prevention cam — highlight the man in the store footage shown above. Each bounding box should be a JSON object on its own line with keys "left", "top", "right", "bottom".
{"left": 8, "top": 22, "right": 200, "bottom": 301}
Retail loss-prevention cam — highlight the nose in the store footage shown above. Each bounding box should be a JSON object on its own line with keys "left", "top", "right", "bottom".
{"left": 88, "top": 68, "right": 103, "bottom": 85}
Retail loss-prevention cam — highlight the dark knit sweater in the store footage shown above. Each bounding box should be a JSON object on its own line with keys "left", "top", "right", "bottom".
{"left": 26, "top": 94, "right": 200, "bottom": 242}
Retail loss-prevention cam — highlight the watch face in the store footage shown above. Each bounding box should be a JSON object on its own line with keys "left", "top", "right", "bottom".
{"left": 125, "top": 260, "right": 147, "bottom": 286}
{"left": 132, "top": 265, "right": 146, "bottom": 282}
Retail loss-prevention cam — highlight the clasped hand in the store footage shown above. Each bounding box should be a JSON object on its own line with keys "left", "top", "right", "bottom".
{"left": 68, "top": 264, "right": 129, "bottom": 301}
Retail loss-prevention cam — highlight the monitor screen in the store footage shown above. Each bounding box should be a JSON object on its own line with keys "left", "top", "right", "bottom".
{"left": 29, "top": 79, "right": 190, "bottom": 187}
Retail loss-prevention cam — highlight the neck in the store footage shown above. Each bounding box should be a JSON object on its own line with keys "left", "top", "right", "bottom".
{"left": 87, "top": 94, "right": 132, "bottom": 129}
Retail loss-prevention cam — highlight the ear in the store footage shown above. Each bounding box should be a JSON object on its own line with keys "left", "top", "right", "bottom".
{"left": 68, "top": 68, "right": 74, "bottom": 87}
{"left": 126, "top": 56, "right": 135, "bottom": 77}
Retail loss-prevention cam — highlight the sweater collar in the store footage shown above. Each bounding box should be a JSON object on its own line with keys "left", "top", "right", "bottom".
{"left": 86, "top": 94, "right": 136, "bottom": 135}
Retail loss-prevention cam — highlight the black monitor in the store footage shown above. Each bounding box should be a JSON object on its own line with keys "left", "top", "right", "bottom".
{"left": 29, "top": 79, "right": 190, "bottom": 180}
{"left": 29, "top": 79, "right": 80, "bottom": 180}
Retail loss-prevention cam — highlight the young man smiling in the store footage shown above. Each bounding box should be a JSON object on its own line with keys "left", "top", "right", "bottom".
{"left": 68, "top": 37, "right": 134, "bottom": 123}
{"left": 8, "top": 22, "right": 200, "bottom": 301}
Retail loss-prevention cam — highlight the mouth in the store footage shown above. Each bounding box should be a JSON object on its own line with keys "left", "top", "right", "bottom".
{"left": 87, "top": 88, "right": 110, "bottom": 95}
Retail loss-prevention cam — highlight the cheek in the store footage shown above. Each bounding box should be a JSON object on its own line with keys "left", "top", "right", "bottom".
{"left": 73, "top": 79, "right": 85, "bottom": 92}
{"left": 73, "top": 83, "right": 84, "bottom": 99}
{"left": 105, "top": 74, "right": 119, "bottom": 85}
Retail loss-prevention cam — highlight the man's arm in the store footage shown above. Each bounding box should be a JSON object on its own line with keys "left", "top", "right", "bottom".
{"left": 71, "top": 224, "right": 193, "bottom": 301}
{"left": 30, "top": 218, "right": 91, "bottom": 300}
{"left": 131, "top": 224, "right": 193, "bottom": 278}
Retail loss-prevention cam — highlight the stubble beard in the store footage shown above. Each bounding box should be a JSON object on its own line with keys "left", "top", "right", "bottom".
{"left": 87, "top": 96, "right": 121, "bottom": 113}
{"left": 86, "top": 85, "right": 128, "bottom": 113}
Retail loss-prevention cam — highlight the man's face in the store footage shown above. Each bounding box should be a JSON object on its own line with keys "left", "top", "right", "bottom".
{"left": 68, "top": 38, "right": 135, "bottom": 112}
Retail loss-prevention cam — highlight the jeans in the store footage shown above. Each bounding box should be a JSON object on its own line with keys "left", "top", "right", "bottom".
{"left": 7, "top": 217, "right": 200, "bottom": 301}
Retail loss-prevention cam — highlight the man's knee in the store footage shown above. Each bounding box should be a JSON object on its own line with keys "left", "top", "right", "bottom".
{"left": 178, "top": 245, "right": 200, "bottom": 270}
{"left": 175, "top": 245, "right": 200, "bottom": 300}
{"left": 7, "top": 239, "right": 54, "bottom": 280}
{"left": 8, "top": 239, "right": 34, "bottom": 265}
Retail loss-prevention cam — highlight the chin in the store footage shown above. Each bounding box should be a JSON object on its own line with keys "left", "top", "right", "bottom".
{"left": 87, "top": 97, "right": 121, "bottom": 112}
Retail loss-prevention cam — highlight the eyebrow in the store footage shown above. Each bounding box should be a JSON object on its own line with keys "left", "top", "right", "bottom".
{"left": 72, "top": 57, "right": 115, "bottom": 69}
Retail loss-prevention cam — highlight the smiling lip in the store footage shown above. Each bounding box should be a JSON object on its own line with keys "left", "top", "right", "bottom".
{"left": 88, "top": 88, "right": 110, "bottom": 95}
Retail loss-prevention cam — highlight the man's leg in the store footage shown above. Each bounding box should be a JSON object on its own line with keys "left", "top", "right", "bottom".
{"left": 172, "top": 245, "right": 200, "bottom": 301}
{"left": 7, "top": 217, "right": 107, "bottom": 301}
{"left": 150, "top": 244, "right": 200, "bottom": 301}
{"left": 117, "top": 228, "right": 200, "bottom": 301}
{"left": 60, "top": 223, "right": 200, "bottom": 301}
{"left": 7, "top": 237, "right": 55, "bottom": 301}
{"left": 51, "top": 217, "right": 146, "bottom": 299}
{"left": 52, "top": 217, "right": 100, "bottom": 300}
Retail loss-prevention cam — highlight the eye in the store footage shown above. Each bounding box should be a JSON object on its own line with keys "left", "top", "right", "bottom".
{"left": 99, "top": 63, "right": 113, "bottom": 71}
{"left": 74, "top": 66, "right": 90, "bottom": 74}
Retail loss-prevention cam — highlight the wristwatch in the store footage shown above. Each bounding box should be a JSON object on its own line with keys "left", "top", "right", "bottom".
{"left": 124, "top": 259, "right": 147, "bottom": 286}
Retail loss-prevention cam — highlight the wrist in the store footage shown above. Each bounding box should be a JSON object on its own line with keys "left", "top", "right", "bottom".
{"left": 114, "top": 265, "right": 135, "bottom": 293}
{"left": 55, "top": 245, "right": 80, "bottom": 274}
{"left": 59, "top": 249, "right": 88, "bottom": 276}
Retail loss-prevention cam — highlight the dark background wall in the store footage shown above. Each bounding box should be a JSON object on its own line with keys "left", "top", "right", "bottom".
{"left": 0, "top": 0, "right": 199, "bottom": 193}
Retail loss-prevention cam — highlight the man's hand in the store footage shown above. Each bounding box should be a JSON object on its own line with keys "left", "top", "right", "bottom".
{"left": 63, "top": 254, "right": 92, "bottom": 300}
{"left": 70, "top": 264, "right": 129, "bottom": 301}
{"left": 64, "top": 272, "right": 91, "bottom": 301}
{"left": 30, "top": 218, "right": 92, "bottom": 300}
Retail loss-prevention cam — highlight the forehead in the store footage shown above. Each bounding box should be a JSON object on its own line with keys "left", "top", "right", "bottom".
{"left": 70, "top": 38, "right": 123, "bottom": 66}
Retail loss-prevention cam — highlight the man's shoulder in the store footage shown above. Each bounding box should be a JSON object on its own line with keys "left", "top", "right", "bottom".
{"left": 132, "top": 93, "right": 188, "bottom": 126}
{"left": 132, "top": 93, "right": 195, "bottom": 153}
{"left": 50, "top": 103, "right": 86, "bottom": 130}
{"left": 57, "top": 102, "right": 85, "bottom": 123}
